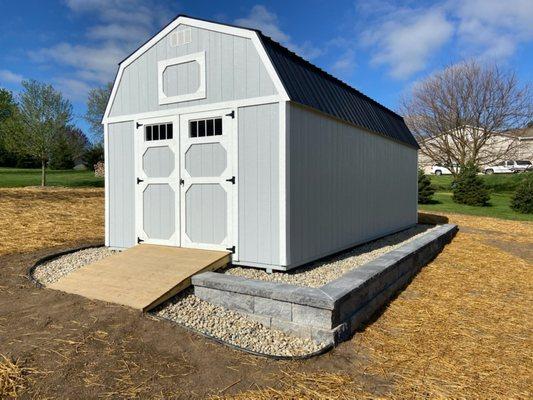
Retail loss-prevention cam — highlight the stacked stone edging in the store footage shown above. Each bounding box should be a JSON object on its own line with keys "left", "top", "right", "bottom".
{"left": 192, "top": 224, "right": 458, "bottom": 345}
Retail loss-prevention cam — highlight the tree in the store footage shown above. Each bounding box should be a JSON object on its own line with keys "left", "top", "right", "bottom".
{"left": 402, "top": 61, "right": 532, "bottom": 177}
{"left": 85, "top": 82, "right": 112, "bottom": 141}
{"left": 4, "top": 80, "right": 73, "bottom": 186}
{"left": 49, "top": 126, "right": 89, "bottom": 170}
{"left": 510, "top": 173, "right": 533, "bottom": 214}
{"left": 83, "top": 142, "right": 104, "bottom": 171}
{"left": 452, "top": 162, "right": 490, "bottom": 206}
{"left": 0, "top": 88, "right": 21, "bottom": 166}
{"left": 418, "top": 169, "right": 436, "bottom": 204}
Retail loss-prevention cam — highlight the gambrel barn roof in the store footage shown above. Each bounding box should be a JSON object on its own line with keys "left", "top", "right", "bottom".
{"left": 114, "top": 15, "right": 419, "bottom": 149}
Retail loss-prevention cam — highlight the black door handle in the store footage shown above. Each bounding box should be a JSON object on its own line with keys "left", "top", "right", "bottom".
{"left": 226, "top": 176, "right": 236, "bottom": 184}
{"left": 137, "top": 177, "right": 144, "bottom": 184}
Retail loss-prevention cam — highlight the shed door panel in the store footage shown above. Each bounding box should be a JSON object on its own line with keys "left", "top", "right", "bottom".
{"left": 180, "top": 110, "right": 235, "bottom": 251}
{"left": 135, "top": 118, "right": 180, "bottom": 246}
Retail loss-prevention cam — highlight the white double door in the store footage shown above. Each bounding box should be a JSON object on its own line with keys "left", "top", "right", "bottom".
{"left": 135, "top": 109, "right": 236, "bottom": 252}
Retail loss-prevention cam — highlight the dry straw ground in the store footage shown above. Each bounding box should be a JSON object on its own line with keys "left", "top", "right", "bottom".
{"left": 0, "top": 188, "right": 104, "bottom": 256}
{"left": 0, "top": 188, "right": 531, "bottom": 399}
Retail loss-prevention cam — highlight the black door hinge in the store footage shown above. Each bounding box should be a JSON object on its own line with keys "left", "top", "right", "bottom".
{"left": 137, "top": 177, "right": 144, "bottom": 184}
{"left": 225, "top": 176, "right": 236, "bottom": 184}
{"left": 136, "top": 122, "right": 143, "bottom": 129}
{"left": 137, "top": 237, "right": 144, "bottom": 244}
{"left": 179, "top": 178, "right": 185, "bottom": 186}
{"left": 226, "top": 245, "right": 235, "bottom": 253}
{"left": 225, "top": 110, "right": 235, "bottom": 119}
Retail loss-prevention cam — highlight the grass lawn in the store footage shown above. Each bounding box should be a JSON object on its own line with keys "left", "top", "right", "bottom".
{"left": 419, "top": 192, "right": 533, "bottom": 221}
{"left": 0, "top": 167, "right": 104, "bottom": 188}
{"left": 422, "top": 173, "right": 532, "bottom": 221}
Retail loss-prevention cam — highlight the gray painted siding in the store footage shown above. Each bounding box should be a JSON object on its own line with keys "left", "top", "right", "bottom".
{"left": 143, "top": 184, "right": 175, "bottom": 240}
{"left": 185, "top": 184, "right": 227, "bottom": 244}
{"left": 108, "top": 121, "right": 136, "bottom": 248}
{"left": 238, "top": 103, "right": 280, "bottom": 266}
{"left": 163, "top": 61, "right": 200, "bottom": 97}
{"left": 185, "top": 143, "right": 227, "bottom": 177}
{"left": 287, "top": 103, "right": 418, "bottom": 267}
{"left": 143, "top": 146, "right": 175, "bottom": 177}
{"left": 110, "top": 25, "right": 277, "bottom": 117}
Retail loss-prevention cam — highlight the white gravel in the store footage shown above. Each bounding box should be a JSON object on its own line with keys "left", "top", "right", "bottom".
{"left": 32, "top": 247, "right": 326, "bottom": 357}
{"left": 32, "top": 247, "right": 118, "bottom": 285}
{"left": 224, "top": 224, "right": 437, "bottom": 288}
{"left": 155, "top": 289, "right": 326, "bottom": 357}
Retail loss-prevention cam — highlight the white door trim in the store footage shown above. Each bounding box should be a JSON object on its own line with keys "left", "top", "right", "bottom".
{"left": 179, "top": 108, "right": 238, "bottom": 257}
{"left": 134, "top": 115, "right": 181, "bottom": 246}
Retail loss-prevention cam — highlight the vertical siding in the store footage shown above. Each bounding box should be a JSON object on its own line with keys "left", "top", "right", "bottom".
{"left": 238, "top": 103, "right": 280, "bottom": 266}
{"left": 288, "top": 103, "right": 418, "bottom": 267}
{"left": 109, "top": 25, "right": 277, "bottom": 117}
{"left": 107, "top": 121, "right": 136, "bottom": 248}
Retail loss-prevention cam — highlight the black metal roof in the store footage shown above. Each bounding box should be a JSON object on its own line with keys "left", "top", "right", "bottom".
{"left": 258, "top": 34, "right": 419, "bottom": 149}
{"left": 119, "top": 15, "right": 419, "bottom": 149}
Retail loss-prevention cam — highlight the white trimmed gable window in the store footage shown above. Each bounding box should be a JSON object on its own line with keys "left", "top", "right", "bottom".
{"left": 157, "top": 51, "right": 206, "bottom": 105}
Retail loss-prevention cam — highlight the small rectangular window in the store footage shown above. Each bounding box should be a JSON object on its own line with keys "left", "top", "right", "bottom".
{"left": 206, "top": 119, "right": 214, "bottom": 136}
{"left": 145, "top": 123, "right": 173, "bottom": 141}
{"left": 190, "top": 121, "right": 197, "bottom": 137}
{"left": 215, "top": 118, "right": 222, "bottom": 135}
{"left": 145, "top": 125, "right": 152, "bottom": 141}
{"left": 189, "top": 117, "right": 224, "bottom": 138}
{"left": 198, "top": 120, "right": 206, "bottom": 137}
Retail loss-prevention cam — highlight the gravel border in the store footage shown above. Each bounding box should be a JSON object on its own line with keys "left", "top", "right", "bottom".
{"left": 224, "top": 224, "right": 438, "bottom": 287}
{"left": 32, "top": 247, "right": 118, "bottom": 285}
{"left": 29, "top": 247, "right": 328, "bottom": 358}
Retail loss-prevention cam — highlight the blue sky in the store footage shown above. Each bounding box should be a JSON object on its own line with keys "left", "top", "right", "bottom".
{"left": 1, "top": 0, "right": 532, "bottom": 141}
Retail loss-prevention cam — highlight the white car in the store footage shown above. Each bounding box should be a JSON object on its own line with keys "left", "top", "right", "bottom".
{"left": 483, "top": 160, "right": 532, "bottom": 174}
{"left": 432, "top": 165, "right": 457, "bottom": 175}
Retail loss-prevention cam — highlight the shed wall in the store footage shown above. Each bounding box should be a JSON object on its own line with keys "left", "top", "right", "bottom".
{"left": 287, "top": 103, "right": 418, "bottom": 267}
{"left": 107, "top": 121, "right": 136, "bottom": 248}
{"left": 109, "top": 25, "right": 277, "bottom": 117}
{"left": 237, "top": 103, "right": 280, "bottom": 267}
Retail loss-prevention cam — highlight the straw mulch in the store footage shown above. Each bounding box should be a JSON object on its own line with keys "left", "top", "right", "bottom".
{"left": 219, "top": 213, "right": 533, "bottom": 399}
{"left": 0, "top": 187, "right": 104, "bottom": 256}
{"left": 0, "top": 355, "right": 33, "bottom": 398}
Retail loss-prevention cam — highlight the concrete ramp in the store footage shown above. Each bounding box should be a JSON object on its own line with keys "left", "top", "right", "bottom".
{"left": 49, "top": 245, "right": 230, "bottom": 311}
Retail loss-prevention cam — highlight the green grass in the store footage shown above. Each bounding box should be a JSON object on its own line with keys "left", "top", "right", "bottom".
{"left": 429, "top": 173, "right": 527, "bottom": 192}
{"left": 419, "top": 192, "right": 532, "bottom": 221}
{"left": 0, "top": 167, "right": 104, "bottom": 188}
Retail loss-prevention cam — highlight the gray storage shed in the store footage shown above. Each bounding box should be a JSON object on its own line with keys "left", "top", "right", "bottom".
{"left": 102, "top": 15, "right": 419, "bottom": 272}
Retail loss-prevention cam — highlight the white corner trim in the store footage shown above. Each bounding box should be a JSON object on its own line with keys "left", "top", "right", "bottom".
{"left": 103, "top": 15, "right": 290, "bottom": 121}
{"left": 157, "top": 51, "right": 206, "bottom": 105}
{"left": 103, "top": 123, "right": 110, "bottom": 247}
{"left": 279, "top": 101, "right": 289, "bottom": 265}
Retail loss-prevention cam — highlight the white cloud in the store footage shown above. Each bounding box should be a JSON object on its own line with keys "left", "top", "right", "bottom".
{"left": 453, "top": 0, "right": 533, "bottom": 59}
{"left": 360, "top": 6, "right": 453, "bottom": 79}
{"left": 331, "top": 49, "right": 356, "bottom": 74}
{"left": 235, "top": 5, "right": 324, "bottom": 60}
{"left": 355, "top": 0, "right": 533, "bottom": 79}
{"left": 53, "top": 77, "right": 93, "bottom": 101}
{"left": 30, "top": 0, "right": 175, "bottom": 92}
{"left": 0, "top": 69, "right": 24, "bottom": 85}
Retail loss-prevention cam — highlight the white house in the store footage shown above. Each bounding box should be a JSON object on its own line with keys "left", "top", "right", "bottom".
{"left": 102, "top": 15, "right": 419, "bottom": 272}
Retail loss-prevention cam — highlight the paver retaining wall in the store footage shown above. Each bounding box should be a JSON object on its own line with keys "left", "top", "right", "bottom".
{"left": 192, "top": 224, "right": 458, "bottom": 344}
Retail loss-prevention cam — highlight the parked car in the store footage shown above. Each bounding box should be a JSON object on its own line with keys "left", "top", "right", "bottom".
{"left": 432, "top": 164, "right": 457, "bottom": 175}
{"left": 483, "top": 160, "right": 532, "bottom": 174}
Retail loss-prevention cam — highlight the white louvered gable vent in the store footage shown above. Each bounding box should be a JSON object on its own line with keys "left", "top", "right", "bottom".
{"left": 170, "top": 28, "right": 192, "bottom": 47}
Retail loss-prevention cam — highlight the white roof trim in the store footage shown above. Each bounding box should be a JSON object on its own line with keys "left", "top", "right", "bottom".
{"left": 103, "top": 16, "right": 289, "bottom": 122}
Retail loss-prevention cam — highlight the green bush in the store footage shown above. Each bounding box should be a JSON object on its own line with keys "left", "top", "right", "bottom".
{"left": 452, "top": 162, "right": 490, "bottom": 206}
{"left": 418, "top": 169, "right": 435, "bottom": 204}
{"left": 510, "top": 173, "right": 533, "bottom": 214}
